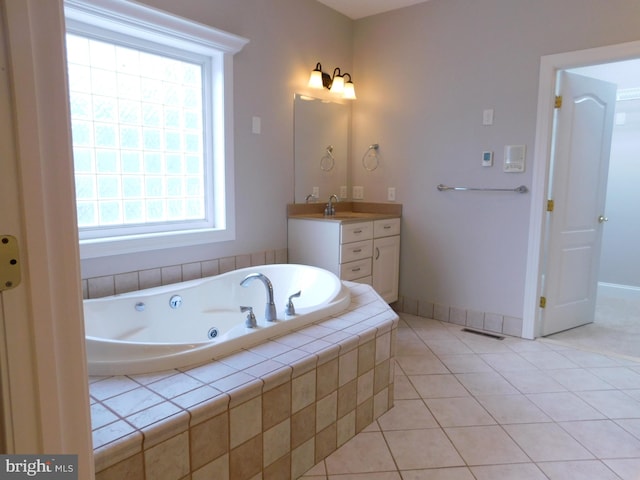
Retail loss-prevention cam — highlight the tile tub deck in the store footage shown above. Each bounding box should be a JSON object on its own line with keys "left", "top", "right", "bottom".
{"left": 89, "top": 282, "right": 398, "bottom": 480}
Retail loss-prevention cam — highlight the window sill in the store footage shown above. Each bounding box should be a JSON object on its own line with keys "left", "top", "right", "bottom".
{"left": 79, "top": 227, "right": 235, "bottom": 259}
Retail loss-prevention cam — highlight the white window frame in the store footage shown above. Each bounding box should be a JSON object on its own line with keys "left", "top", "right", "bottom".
{"left": 64, "top": 0, "right": 248, "bottom": 259}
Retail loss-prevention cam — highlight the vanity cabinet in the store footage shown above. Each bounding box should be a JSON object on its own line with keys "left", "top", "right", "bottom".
{"left": 288, "top": 216, "right": 400, "bottom": 303}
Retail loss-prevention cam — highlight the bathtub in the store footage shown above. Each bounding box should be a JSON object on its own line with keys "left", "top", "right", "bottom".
{"left": 84, "top": 264, "right": 351, "bottom": 376}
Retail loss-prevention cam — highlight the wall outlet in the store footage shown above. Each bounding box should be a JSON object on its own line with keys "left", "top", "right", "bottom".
{"left": 387, "top": 187, "right": 396, "bottom": 201}
{"left": 339, "top": 185, "right": 347, "bottom": 199}
{"left": 352, "top": 186, "right": 364, "bottom": 200}
{"left": 312, "top": 186, "right": 319, "bottom": 198}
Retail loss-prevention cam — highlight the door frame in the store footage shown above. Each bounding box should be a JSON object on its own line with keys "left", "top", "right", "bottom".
{"left": 0, "top": 0, "right": 93, "bottom": 476}
{"left": 523, "top": 39, "right": 640, "bottom": 339}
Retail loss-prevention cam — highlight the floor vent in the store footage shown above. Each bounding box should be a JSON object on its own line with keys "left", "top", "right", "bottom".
{"left": 461, "top": 328, "right": 504, "bottom": 340}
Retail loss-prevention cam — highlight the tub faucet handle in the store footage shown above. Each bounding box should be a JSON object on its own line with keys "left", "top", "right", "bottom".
{"left": 240, "top": 306, "right": 257, "bottom": 328}
{"left": 285, "top": 290, "right": 302, "bottom": 316}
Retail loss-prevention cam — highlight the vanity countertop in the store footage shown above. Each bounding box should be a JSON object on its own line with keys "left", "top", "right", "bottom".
{"left": 287, "top": 201, "right": 402, "bottom": 223}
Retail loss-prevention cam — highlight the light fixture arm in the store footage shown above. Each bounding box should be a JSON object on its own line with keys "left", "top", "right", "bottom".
{"left": 308, "top": 62, "right": 356, "bottom": 99}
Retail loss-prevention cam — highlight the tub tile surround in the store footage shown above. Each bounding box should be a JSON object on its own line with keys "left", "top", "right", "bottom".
{"left": 83, "top": 248, "right": 288, "bottom": 299}
{"left": 90, "top": 282, "right": 398, "bottom": 480}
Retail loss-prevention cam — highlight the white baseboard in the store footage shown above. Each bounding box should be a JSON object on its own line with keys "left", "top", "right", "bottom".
{"left": 598, "top": 282, "right": 640, "bottom": 301}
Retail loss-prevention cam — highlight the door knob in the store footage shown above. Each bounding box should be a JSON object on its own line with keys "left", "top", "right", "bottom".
{"left": 598, "top": 215, "right": 608, "bottom": 223}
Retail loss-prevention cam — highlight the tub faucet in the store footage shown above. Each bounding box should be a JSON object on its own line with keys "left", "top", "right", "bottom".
{"left": 240, "top": 273, "right": 277, "bottom": 322}
{"left": 324, "top": 194, "right": 339, "bottom": 216}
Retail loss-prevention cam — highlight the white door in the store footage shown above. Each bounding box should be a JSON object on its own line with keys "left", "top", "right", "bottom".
{"left": 541, "top": 72, "right": 617, "bottom": 336}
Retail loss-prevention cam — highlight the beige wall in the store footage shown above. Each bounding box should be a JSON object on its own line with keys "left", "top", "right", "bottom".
{"left": 352, "top": 0, "right": 640, "bottom": 320}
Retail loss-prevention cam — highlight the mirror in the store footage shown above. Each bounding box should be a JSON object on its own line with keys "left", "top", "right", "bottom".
{"left": 294, "top": 93, "right": 350, "bottom": 203}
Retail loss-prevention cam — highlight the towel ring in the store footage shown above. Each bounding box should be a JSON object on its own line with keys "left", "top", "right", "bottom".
{"left": 320, "top": 145, "right": 335, "bottom": 171}
{"left": 362, "top": 144, "right": 380, "bottom": 172}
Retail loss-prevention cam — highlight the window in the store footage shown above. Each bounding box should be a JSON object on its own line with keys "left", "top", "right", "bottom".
{"left": 64, "top": 0, "right": 248, "bottom": 258}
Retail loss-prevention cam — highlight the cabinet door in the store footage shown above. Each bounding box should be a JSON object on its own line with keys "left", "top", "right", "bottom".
{"left": 372, "top": 235, "right": 400, "bottom": 303}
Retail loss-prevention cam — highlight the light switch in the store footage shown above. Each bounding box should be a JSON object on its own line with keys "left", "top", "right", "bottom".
{"left": 252, "top": 116, "right": 261, "bottom": 134}
{"left": 483, "top": 109, "right": 494, "bottom": 126}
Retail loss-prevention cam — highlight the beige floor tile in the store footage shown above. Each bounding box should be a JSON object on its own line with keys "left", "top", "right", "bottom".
{"left": 424, "top": 339, "right": 473, "bottom": 356}
{"left": 615, "top": 418, "right": 640, "bottom": 440}
{"left": 395, "top": 356, "right": 449, "bottom": 375}
{"left": 479, "top": 353, "right": 538, "bottom": 372}
{"left": 576, "top": 389, "right": 640, "bottom": 418}
{"left": 499, "top": 369, "right": 567, "bottom": 394}
{"left": 518, "top": 351, "right": 580, "bottom": 370}
{"left": 324, "top": 431, "right": 396, "bottom": 474}
{"left": 436, "top": 354, "right": 493, "bottom": 374}
{"left": 444, "top": 425, "right": 528, "bottom": 466}
{"left": 327, "top": 473, "right": 401, "bottom": 480}
{"left": 400, "top": 467, "right": 475, "bottom": 479}
{"left": 588, "top": 367, "right": 640, "bottom": 389}
{"left": 470, "top": 463, "right": 548, "bottom": 480}
{"left": 384, "top": 429, "right": 464, "bottom": 470}
{"left": 526, "top": 392, "right": 606, "bottom": 421}
{"left": 376, "top": 399, "right": 438, "bottom": 431}
{"left": 504, "top": 338, "right": 553, "bottom": 353}
{"left": 557, "top": 349, "right": 624, "bottom": 368}
{"left": 537, "top": 460, "right": 621, "bottom": 480}
{"left": 559, "top": 420, "right": 640, "bottom": 458}
{"left": 457, "top": 337, "right": 513, "bottom": 355}
{"left": 547, "top": 368, "right": 615, "bottom": 391}
{"left": 603, "top": 458, "right": 640, "bottom": 480}
{"left": 503, "top": 423, "right": 594, "bottom": 461}
{"left": 409, "top": 374, "right": 469, "bottom": 398}
{"left": 454, "top": 372, "right": 519, "bottom": 396}
{"left": 475, "top": 394, "right": 551, "bottom": 424}
{"left": 425, "top": 397, "right": 495, "bottom": 427}
{"left": 394, "top": 375, "right": 420, "bottom": 399}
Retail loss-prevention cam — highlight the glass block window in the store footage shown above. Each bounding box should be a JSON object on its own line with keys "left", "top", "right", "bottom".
{"left": 67, "top": 34, "right": 206, "bottom": 231}
{"left": 64, "top": 0, "right": 247, "bottom": 258}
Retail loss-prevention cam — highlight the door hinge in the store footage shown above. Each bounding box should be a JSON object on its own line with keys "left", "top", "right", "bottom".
{"left": 547, "top": 199, "right": 554, "bottom": 212}
{"left": 0, "top": 235, "right": 21, "bottom": 291}
{"left": 539, "top": 296, "right": 547, "bottom": 308}
{"left": 555, "top": 95, "right": 563, "bottom": 108}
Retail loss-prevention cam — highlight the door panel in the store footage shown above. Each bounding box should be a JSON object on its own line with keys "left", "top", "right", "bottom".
{"left": 541, "top": 72, "right": 617, "bottom": 335}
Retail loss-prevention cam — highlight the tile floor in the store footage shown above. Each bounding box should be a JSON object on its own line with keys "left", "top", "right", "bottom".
{"left": 546, "top": 291, "right": 640, "bottom": 360}
{"left": 300, "top": 312, "right": 640, "bottom": 480}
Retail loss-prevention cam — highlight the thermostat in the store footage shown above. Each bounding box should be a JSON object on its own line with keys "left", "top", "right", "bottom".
{"left": 482, "top": 151, "right": 493, "bottom": 167}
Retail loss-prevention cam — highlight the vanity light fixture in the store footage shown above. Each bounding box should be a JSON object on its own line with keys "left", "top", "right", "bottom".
{"left": 308, "top": 62, "right": 356, "bottom": 99}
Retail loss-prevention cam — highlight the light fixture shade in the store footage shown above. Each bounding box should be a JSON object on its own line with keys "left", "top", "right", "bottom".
{"left": 330, "top": 75, "right": 344, "bottom": 94}
{"left": 308, "top": 69, "right": 324, "bottom": 89}
{"left": 343, "top": 80, "right": 356, "bottom": 99}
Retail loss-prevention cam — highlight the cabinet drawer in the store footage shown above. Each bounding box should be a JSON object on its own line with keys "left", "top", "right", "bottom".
{"left": 341, "top": 222, "right": 373, "bottom": 244}
{"left": 374, "top": 218, "right": 400, "bottom": 237}
{"left": 340, "top": 239, "right": 373, "bottom": 264}
{"left": 340, "top": 258, "right": 372, "bottom": 281}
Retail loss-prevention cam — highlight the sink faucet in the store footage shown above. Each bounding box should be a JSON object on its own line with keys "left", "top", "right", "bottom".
{"left": 240, "top": 273, "right": 277, "bottom": 322}
{"left": 324, "top": 194, "right": 339, "bottom": 216}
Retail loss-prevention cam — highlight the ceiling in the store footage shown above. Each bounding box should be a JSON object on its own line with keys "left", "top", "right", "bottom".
{"left": 316, "top": 0, "right": 430, "bottom": 19}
